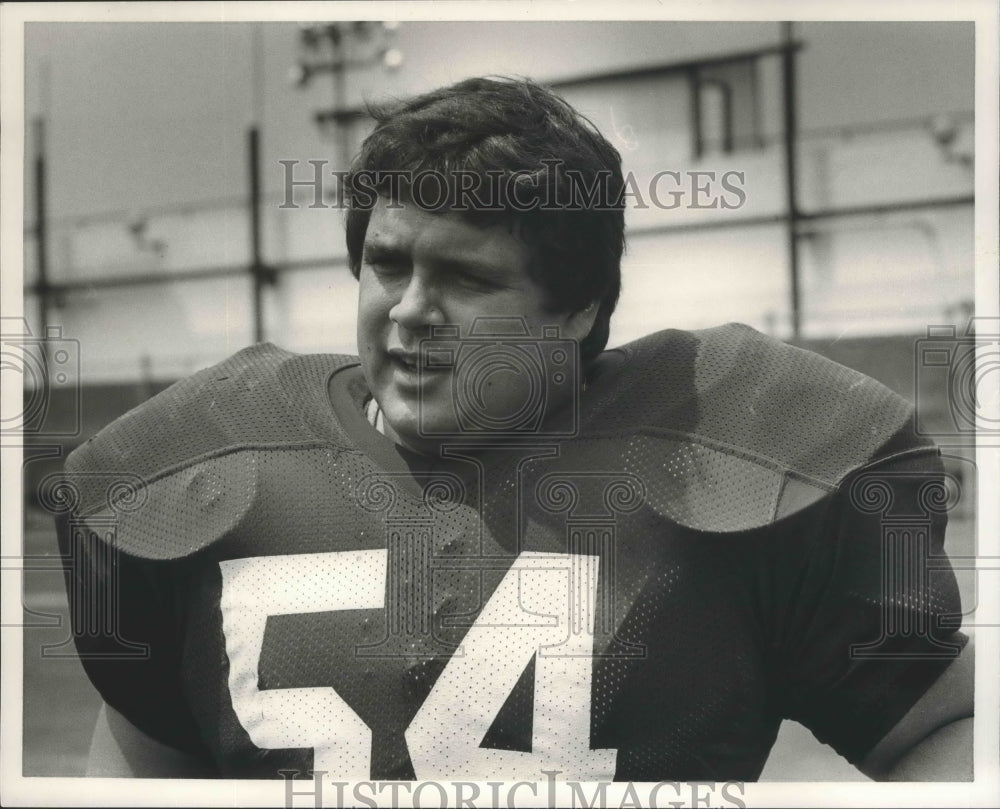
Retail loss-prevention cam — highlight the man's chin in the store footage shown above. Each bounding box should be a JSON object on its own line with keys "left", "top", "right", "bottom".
{"left": 383, "top": 420, "right": 448, "bottom": 458}
{"left": 376, "top": 398, "right": 448, "bottom": 456}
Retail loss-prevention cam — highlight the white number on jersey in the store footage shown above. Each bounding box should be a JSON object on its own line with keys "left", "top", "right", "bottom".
{"left": 219, "top": 550, "right": 617, "bottom": 780}
{"left": 219, "top": 549, "right": 386, "bottom": 779}
{"left": 407, "top": 552, "right": 617, "bottom": 780}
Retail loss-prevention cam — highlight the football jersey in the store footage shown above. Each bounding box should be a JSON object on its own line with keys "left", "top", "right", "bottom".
{"left": 56, "top": 323, "right": 966, "bottom": 781}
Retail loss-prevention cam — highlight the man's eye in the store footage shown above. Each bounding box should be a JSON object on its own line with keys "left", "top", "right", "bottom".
{"left": 457, "top": 272, "right": 499, "bottom": 291}
{"left": 367, "top": 259, "right": 407, "bottom": 277}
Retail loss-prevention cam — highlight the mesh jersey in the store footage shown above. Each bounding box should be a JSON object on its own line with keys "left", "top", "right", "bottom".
{"left": 57, "top": 323, "right": 966, "bottom": 781}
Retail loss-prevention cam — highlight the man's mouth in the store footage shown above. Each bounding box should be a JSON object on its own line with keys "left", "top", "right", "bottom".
{"left": 386, "top": 348, "right": 452, "bottom": 388}
{"left": 387, "top": 348, "right": 419, "bottom": 373}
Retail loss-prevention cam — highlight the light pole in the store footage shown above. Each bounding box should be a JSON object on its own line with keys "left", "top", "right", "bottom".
{"left": 290, "top": 22, "right": 403, "bottom": 170}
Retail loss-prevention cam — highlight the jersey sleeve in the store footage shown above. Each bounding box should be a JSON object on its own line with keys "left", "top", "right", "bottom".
{"left": 56, "top": 511, "right": 212, "bottom": 762}
{"left": 762, "top": 432, "right": 968, "bottom": 765}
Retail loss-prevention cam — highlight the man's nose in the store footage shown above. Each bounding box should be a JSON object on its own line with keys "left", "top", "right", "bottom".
{"left": 389, "top": 274, "right": 444, "bottom": 330}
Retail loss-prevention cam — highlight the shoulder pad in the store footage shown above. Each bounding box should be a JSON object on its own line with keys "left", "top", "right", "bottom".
{"left": 583, "top": 325, "right": 930, "bottom": 530}
{"left": 607, "top": 323, "right": 918, "bottom": 484}
{"left": 60, "top": 344, "right": 358, "bottom": 553}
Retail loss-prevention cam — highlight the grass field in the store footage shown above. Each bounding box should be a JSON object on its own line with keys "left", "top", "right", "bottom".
{"left": 19, "top": 505, "right": 977, "bottom": 780}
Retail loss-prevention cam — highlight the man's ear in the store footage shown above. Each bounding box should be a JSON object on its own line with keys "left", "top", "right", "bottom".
{"left": 560, "top": 301, "right": 600, "bottom": 342}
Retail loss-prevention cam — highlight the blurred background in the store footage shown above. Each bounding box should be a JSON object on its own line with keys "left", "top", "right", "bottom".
{"left": 16, "top": 19, "right": 977, "bottom": 780}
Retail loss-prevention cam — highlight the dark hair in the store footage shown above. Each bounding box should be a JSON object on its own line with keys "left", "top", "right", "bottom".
{"left": 345, "top": 76, "right": 625, "bottom": 366}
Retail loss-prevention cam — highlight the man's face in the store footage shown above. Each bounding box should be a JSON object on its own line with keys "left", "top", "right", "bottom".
{"left": 357, "top": 195, "right": 596, "bottom": 455}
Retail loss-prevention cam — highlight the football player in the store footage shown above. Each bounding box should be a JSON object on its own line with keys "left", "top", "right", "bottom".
{"left": 57, "top": 77, "right": 972, "bottom": 781}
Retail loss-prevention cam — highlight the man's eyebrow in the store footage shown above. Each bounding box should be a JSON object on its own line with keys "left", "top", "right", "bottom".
{"left": 435, "top": 241, "right": 529, "bottom": 278}
{"left": 433, "top": 255, "right": 511, "bottom": 278}
{"left": 365, "top": 240, "right": 514, "bottom": 279}
{"left": 362, "top": 242, "right": 410, "bottom": 263}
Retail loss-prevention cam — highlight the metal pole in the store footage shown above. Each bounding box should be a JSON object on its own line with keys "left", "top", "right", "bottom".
{"left": 781, "top": 22, "right": 802, "bottom": 339}
{"left": 33, "top": 117, "right": 49, "bottom": 336}
{"left": 332, "top": 34, "right": 351, "bottom": 171}
{"left": 248, "top": 126, "right": 265, "bottom": 343}
{"left": 688, "top": 67, "right": 703, "bottom": 160}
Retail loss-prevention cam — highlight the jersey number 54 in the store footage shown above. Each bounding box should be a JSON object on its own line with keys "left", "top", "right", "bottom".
{"left": 219, "top": 550, "right": 617, "bottom": 781}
